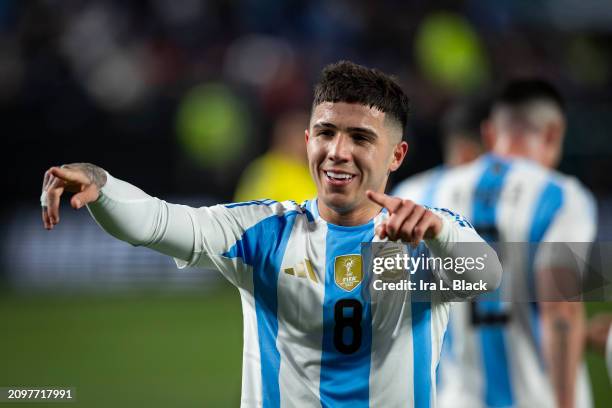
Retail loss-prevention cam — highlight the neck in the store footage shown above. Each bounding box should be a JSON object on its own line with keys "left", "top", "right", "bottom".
{"left": 317, "top": 199, "right": 381, "bottom": 226}
{"left": 492, "top": 140, "right": 540, "bottom": 163}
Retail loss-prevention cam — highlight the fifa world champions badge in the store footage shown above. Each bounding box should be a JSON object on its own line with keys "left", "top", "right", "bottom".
{"left": 334, "top": 255, "right": 363, "bottom": 292}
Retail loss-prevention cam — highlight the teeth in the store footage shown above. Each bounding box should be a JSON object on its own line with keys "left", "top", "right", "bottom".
{"left": 326, "top": 171, "right": 353, "bottom": 180}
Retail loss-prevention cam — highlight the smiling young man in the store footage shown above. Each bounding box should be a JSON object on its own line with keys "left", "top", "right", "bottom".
{"left": 40, "top": 61, "right": 501, "bottom": 407}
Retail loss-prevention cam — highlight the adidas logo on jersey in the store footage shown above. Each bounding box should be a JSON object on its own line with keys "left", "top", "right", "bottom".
{"left": 283, "top": 259, "right": 318, "bottom": 283}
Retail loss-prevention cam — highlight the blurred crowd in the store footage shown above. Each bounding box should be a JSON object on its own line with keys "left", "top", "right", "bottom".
{"left": 2, "top": 0, "right": 612, "bottom": 206}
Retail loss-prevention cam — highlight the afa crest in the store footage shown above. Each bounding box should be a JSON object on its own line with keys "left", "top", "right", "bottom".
{"left": 334, "top": 254, "right": 363, "bottom": 292}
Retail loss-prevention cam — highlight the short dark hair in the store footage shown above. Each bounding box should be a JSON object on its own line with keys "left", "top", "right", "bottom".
{"left": 442, "top": 96, "right": 491, "bottom": 145}
{"left": 495, "top": 79, "right": 565, "bottom": 114}
{"left": 313, "top": 61, "right": 410, "bottom": 132}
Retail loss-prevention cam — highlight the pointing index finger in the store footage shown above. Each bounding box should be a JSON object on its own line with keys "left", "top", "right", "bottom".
{"left": 366, "top": 190, "right": 401, "bottom": 213}
{"left": 49, "top": 166, "right": 90, "bottom": 185}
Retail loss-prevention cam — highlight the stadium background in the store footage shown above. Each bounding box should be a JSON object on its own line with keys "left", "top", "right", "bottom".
{"left": 1, "top": 0, "right": 611, "bottom": 406}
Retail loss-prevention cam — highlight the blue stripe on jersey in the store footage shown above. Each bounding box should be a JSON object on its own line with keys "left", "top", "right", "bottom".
{"left": 224, "top": 199, "right": 277, "bottom": 209}
{"left": 444, "top": 316, "right": 453, "bottom": 356}
{"left": 431, "top": 207, "right": 473, "bottom": 229}
{"left": 223, "top": 211, "right": 299, "bottom": 408}
{"left": 411, "top": 244, "right": 433, "bottom": 408}
{"left": 529, "top": 180, "right": 564, "bottom": 242}
{"left": 436, "top": 312, "right": 454, "bottom": 386}
{"left": 529, "top": 303, "right": 543, "bottom": 368}
{"left": 527, "top": 179, "right": 564, "bottom": 361}
{"left": 472, "top": 156, "right": 514, "bottom": 407}
{"left": 319, "top": 222, "right": 374, "bottom": 408}
{"left": 478, "top": 303, "right": 513, "bottom": 407}
{"left": 421, "top": 166, "right": 445, "bottom": 206}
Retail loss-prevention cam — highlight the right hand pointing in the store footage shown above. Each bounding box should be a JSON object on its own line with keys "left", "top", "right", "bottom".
{"left": 41, "top": 163, "right": 107, "bottom": 230}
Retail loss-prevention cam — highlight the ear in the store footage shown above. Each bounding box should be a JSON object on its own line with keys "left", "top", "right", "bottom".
{"left": 544, "top": 121, "right": 564, "bottom": 147}
{"left": 542, "top": 121, "right": 565, "bottom": 168}
{"left": 305, "top": 128, "right": 310, "bottom": 144}
{"left": 389, "top": 141, "right": 409, "bottom": 172}
{"left": 481, "top": 119, "right": 495, "bottom": 151}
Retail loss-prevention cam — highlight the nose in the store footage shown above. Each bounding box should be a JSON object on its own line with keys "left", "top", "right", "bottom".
{"left": 328, "top": 133, "right": 352, "bottom": 163}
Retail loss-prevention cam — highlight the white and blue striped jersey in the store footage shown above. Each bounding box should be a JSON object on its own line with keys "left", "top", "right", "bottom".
{"left": 87, "top": 173, "right": 500, "bottom": 408}
{"left": 175, "top": 199, "right": 460, "bottom": 407}
{"left": 396, "top": 154, "right": 597, "bottom": 408}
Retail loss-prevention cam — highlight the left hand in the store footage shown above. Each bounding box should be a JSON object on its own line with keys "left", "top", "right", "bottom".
{"left": 366, "top": 190, "right": 443, "bottom": 245}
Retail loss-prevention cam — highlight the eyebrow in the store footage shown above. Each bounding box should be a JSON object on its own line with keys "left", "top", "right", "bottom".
{"left": 313, "top": 122, "right": 378, "bottom": 138}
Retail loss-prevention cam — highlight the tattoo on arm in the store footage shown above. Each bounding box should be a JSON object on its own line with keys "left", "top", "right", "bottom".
{"left": 65, "top": 163, "right": 107, "bottom": 189}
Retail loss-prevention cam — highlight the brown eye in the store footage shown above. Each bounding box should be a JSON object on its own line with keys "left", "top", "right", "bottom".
{"left": 352, "top": 134, "right": 369, "bottom": 144}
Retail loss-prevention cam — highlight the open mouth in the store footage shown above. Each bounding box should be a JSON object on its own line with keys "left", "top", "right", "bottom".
{"left": 323, "top": 170, "right": 355, "bottom": 186}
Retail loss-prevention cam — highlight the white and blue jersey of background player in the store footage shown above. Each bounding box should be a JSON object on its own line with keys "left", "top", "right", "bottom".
{"left": 393, "top": 153, "right": 597, "bottom": 408}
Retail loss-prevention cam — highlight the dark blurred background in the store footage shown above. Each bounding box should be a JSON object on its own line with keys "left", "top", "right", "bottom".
{"left": 1, "top": 0, "right": 611, "bottom": 406}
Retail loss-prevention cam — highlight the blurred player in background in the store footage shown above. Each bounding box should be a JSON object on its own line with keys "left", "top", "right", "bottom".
{"left": 393, "top": 96, "right": 489, "bottom": 205}
{"left": 234, "top": 110, "right": 316, "bottom": 203}
{"left": 410, "top": 80, "right": 596, "bottom": 408}
{"left": 39, "top": 61, "right": 502, "bottom": 407}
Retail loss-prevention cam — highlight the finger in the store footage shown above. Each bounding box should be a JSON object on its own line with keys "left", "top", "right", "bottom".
{"left": 46, "top": 177, "right": 65, "bottom": 225}
{"left": 43, "top": 173, "right": 56, "bottom": 226}
{"left": 42, "top": 169, "right": 51, "bottom": 191}
{"left": 49, "top": 166, "right": 90, "bottom": 185}
{"left": 422, "top": 211, "right": 444, "bottom": 240}
{"left": 399, "top": 205, "right": 426, "bottom": 245}
{"left": 42, "top": 207, "right": 52, "bottom": 230}
{"left": 414, "top": 211, "right": 438, "bottom": 243}
{"left": 366, "top": 190, "right": 402, "bottom": 213}
{"left": 43, "top": 175, "right": 58, "bottom": 225}
{"left": 71, "top": 184, "right": 99, "bottom": 209}
{"left": 45, "top": 173, "right": 56, "bottom": 192}
{"left": 385, "top": 200, "right": 416, "bottom": 240}
{"left": 41, "top": 170, "right": 53, "bottom": 229}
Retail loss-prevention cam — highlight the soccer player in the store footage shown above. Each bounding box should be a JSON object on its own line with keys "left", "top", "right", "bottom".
{"left": 418, "top": 80, "right": 596, "bottom": 408}
{"left": 40, "top": 61, "right": 502, "bottom": 407}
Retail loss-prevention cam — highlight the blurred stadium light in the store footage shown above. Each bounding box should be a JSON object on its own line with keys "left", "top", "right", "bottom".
{"left": 415, "top": 11, "right": 490, "bottom": 93}
{"left": 176, "top": 83, "right": 249, "bottom": 169}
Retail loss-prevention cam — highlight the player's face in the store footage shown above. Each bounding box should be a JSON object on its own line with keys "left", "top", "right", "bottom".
{"left": 306, "top": 102, "right": 406, "bottom": 218}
